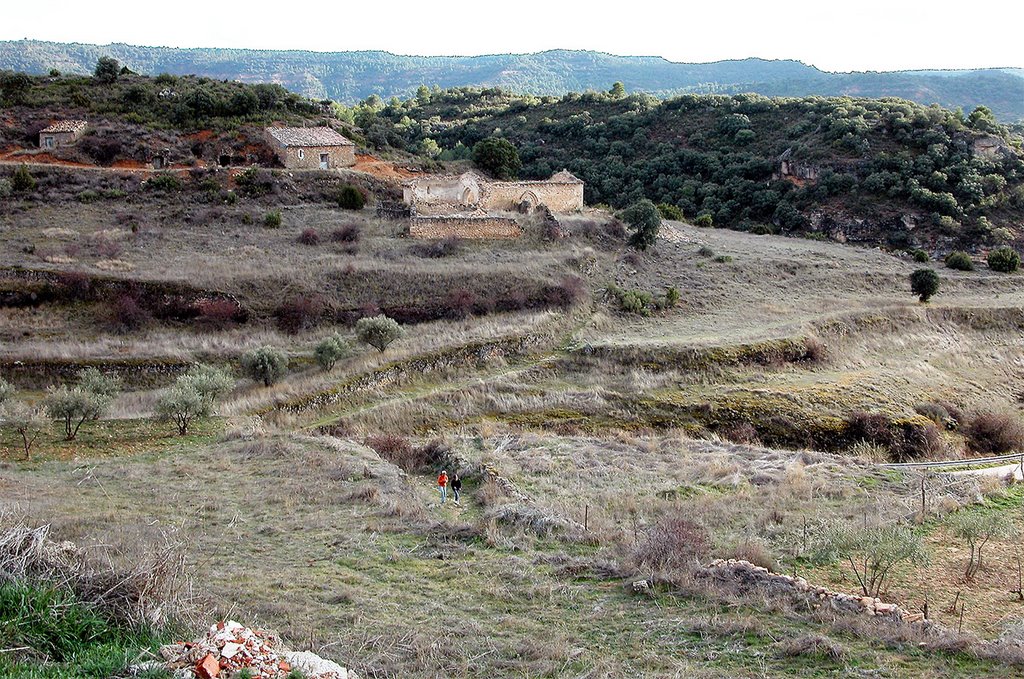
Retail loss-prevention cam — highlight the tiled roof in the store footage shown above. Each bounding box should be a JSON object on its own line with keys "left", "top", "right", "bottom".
{"left": 40, "top": 120, "right": 88, "bottom": 134}
{"left": 266, "top": 126, "right": 354, "bottom": 147}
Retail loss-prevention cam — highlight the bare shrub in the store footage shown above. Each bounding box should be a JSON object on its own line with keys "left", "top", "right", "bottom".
{"left": 0, "top": 518, "right": 189, "bottom": 628}
{"left": 410, "top": 237, "right": 462, "bottom": 258}
{"left": 964, "top": 409, "right": 1024, "bottom": 454}
{"left": 274, "top": 295, "right": 322, "bottom": 334}
{"left": 777, "top": 634, "right": 845, "bottom": 661}
{"left": 197, "top": 298, "right": 246, "bottom": 330}
{"left": 330, "top": 224, "right": 361, "bottom": 243}
{"left": 721, "top": 541, "right": 777, "bottom": 571}
{"left": 544, "top": 275, "right": 587, "bottom": 309}
{"left": 107, "top": 293, "right": 151, "bottom": 333}
{"left": 634, "top": 511, "right": 709, "bottom": 573}
{"left": 803, "top": 336, "right": 827, "bottom": 363}
{"left": 365, "top": 435, "right": 450, "bottom": 473}
{"left": 297, "top": 228, "right": 320, "bottom": 246}
{"left": 722, "top": 422, "right": 759, "bottom": 445}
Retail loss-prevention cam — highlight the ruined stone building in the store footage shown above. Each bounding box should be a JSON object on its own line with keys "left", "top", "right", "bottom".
{"left": 402, "top": 170, "right": 584, "bottom": 215}
{"left": 38, "top": 120, "right": 88, "bottom": 149}
{"left": 265, "top": 126, "right": 356, "bottom": 169}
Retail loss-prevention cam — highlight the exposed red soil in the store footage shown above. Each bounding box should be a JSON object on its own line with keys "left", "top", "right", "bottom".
{"left": 352, "top": 153, "right": 420, "bottom": 181}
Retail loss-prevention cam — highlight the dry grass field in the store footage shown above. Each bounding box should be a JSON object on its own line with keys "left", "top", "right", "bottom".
{"left": 3, "top": 173, "right": 1024, "bottom": 677}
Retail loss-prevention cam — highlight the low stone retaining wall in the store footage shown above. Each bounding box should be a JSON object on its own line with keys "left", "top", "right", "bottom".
{"left": 0, "top": 357, "right": 192, "bottom": 389}
{"left": 694, "top": 559, "right": 922, "bottom": 622}
{"left": 271, "top": 333, "right": 543, "bottom": 416}
{"left": 409, "top": 216, "right": 521, "bottom": 239}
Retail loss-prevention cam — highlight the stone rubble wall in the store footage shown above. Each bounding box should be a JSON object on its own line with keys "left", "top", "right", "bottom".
{"left": 480, "top": 180, "right": 583, "bottom": 213}
{"left": 694, "top": 559, "right": 922, "bottom": 622}
{"left": 409, "top": 215, "right": 521, "bottom": 239}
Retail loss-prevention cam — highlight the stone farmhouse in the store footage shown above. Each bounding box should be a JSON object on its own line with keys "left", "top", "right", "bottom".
{"left": 38, "top": 120, "right": 88, "bottom": 149}
{"left": 265, "top": 126, "right": 356, "bottom": 170}
{"left": 402, "top": 170, "right": 584, "bottom": 216}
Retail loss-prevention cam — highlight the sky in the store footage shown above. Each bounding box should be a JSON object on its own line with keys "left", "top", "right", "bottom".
{"left": 2, "top": 0, "right": 1022, "bottom": 72}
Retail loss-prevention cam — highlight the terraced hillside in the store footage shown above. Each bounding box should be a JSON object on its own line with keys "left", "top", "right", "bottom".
{"left": 3, "top": 152, "right": 1024, "bottom": 677}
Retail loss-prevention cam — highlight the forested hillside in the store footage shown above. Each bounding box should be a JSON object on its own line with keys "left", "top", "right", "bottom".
{"left": 368, "top": 88, "right": 1024, "bottom": 248}
{"left": 1, "top": 40, "right": 1022, "bottom": 121}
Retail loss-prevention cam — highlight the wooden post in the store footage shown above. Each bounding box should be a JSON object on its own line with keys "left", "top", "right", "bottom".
{"left": 584, "top": 505, "right": 589, "bottom": 532}
{"left": 920, "top": 473, "right": 927, "bottom": 518}
{"left": 957, "top": 603, "right": 965, "bottom": 634}
{"left": 923, "top": 594, "right": 929, "bottom": 621}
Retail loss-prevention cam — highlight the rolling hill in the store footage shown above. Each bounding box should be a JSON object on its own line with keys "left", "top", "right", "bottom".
{"left": 1, "top": 39, "right": 1022, "bottom": 121}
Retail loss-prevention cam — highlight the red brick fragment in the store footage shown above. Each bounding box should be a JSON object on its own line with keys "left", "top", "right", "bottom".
{"left": 196, "top": 653, "right": 220, "bottom": 679}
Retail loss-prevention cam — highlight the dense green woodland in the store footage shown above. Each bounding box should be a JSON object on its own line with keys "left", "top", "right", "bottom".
{"left": 2, "top": 67, "right": 1023, "bottom": 249}
{"left": 365, "top": 88, "right": 1024, "bottom": 246}
{"left": 1, "top": 40, "right": 1023, "bottom": 121}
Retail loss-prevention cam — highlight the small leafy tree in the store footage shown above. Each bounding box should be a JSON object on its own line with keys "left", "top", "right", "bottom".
{"left": 155, "top": 365, "right": 232, "bottom": 435}
{"left": 609, "top": 81, "right": 626, "bottom": 98}
{"left": 240, "top": 346, "right": 288, "bottom": 387}
{"left": 355, "top": 315, "right": 403, "bottom": 353}
{"left": 44, "top": 386, "right": 105, "bottom": 441}
{"left": 910, "top": 268, "right": 940, "bottom": 302}
{"left": 472, "top": 137, "right": 521, "bottom": 180}
{"left": 664, "top": 286, "right": 681, "bottom": 308}
{"left": 987, "top": 247, "right": 1020, "bottom": 273}
{"left": 94, "top": 56, "right": 121, "bottom": 83}
{"left": 182, "top": 364, "right": 234, "bottom": 406}
{"left": 619, "top": 199, "right": 661, "bottom": 250}
{"left": 948, "top": 512, "right": 1004, "bottom": 581}
{"left": 315, "top": 334, "right": 352, "bottom": 370}
{"left": 78, "top": 367, "right": 122, "bottom": 401}
{"left": 817, "top": 523, "right": 927, "bottom": 597}
{"left": 155, "top": 384, "right": 205, "bottom": 436}
{"left": 1, "top": 401, "right": 47, "bottom": 460}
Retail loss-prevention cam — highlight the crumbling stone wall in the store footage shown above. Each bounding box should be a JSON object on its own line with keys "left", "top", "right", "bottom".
{"left": 409, "top": 216, "right": 521, "bottom": 239}
{"left": 403, "top": 171, "right": 584, "bottom": 216}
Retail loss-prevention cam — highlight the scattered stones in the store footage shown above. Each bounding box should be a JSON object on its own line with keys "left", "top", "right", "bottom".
{"left": 696, "top": 559, "right": 913, "bottom": 622}
{"left": 141, "top": 620, "right": 358, "bottom": 679}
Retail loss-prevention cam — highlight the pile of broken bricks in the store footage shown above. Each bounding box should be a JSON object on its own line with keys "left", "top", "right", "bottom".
{"left": 134, "top": 620, "right": 357, "bottom": 679}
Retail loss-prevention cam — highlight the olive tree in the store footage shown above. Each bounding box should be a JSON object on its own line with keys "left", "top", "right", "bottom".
{"left": 240, "top": 346, "right": 288, "bottom": 387}
{"left": 0, "top": 377, "right": 14, "bottom": 405}
{"left": 44, "top": 386, "right": 106, "bottom": 441}
{"left": 817, "top": 523, "right": 927, "bottom": 597}
{"left": 355, "top": 315, "right": 403, "bottom": 353}
{"left": 1, "top": 401, "right": 47, "bottom": 459}
{"left": 155, "top": 365, "right": 233, "bottom": 436}
{"left": 315, "top": 334, "right": 352, "bottom": 370}
{"left": 94, "top": 56, "right": 121, "bottom": 83}
{"left": 948, "top": 512, "right": 1004, "bottom": 581}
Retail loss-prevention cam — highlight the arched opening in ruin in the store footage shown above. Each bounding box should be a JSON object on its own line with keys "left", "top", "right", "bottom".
{"left": 518, "top": 190, "right": 540, "bottom": 213}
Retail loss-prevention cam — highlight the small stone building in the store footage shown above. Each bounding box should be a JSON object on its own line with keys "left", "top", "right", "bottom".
{"left": 403, "top": 170, "right": 584, "bottom": 215}
{"left": 38, "top": 120, "right": 88, "bottom": 149}
{"left": 265, "top": 126, "right": 356, "bottom": 169}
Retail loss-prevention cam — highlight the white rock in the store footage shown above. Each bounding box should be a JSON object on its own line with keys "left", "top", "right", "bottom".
{"left": 221, "top": 642, "right": 242, "bottom": 659}
{"left": 284, "top": 650, "right": 349, "bottom": 677}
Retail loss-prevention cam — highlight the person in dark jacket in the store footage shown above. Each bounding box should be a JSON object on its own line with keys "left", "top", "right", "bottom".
{"left": 451, "top": 473, "right": 462, "bottom": 505}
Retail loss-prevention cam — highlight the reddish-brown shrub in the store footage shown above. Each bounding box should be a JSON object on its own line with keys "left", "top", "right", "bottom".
{"left": 634, "top": 511, "right": 709, "bottom": 572}
{"left": 108, "top": 294, "right": 151, "bottom": 332}
{"left": 445, "top": 288, "right": 478, "bottom": 320}
{"left": 364, "top": 435, "right": 451, "bottom": 473}
{"left": 544, "top": 275, "right": 587, "bottom": 309}
{"left": 274, "top": 295, "right": 323, "bottom": 334}
{"left": 198, "top": 298, "right": 246, "bottom": 330}
{"left": 330, "top": 224, "right": 361, "bottom": 243}
{"left": 846, "top": 411, "right": 893, "bottom": 446}
{"left": 297, "top": 228, "right": 321, "bottom": 245}
{"left": 803, "top": 336, "right": 827, "bottom": 363}
{"left": 92, "top": 237, "right": 123, "bottom": 259}
{"left": 55, "top": 271, "right": 93, "bottom": 301}
{"left": 964, "top": 410, "right": 1024, "bottom": 454}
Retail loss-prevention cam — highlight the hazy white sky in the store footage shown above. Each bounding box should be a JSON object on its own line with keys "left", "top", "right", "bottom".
{"left": 2, "top": 0, "right": 1021, "bottom": 72}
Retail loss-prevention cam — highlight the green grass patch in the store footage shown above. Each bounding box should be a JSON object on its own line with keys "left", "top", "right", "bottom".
{"left": 0, "top": 582, "right": 169, "bottom": 678}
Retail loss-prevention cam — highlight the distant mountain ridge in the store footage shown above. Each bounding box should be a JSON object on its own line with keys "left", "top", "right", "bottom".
{"left": 2, "top": 40, "right": 1022, "bottom": 121}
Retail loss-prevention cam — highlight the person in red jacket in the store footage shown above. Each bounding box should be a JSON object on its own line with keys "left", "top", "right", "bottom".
{"left": 437, "top": 470, "right": 449, "bottom": 504}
